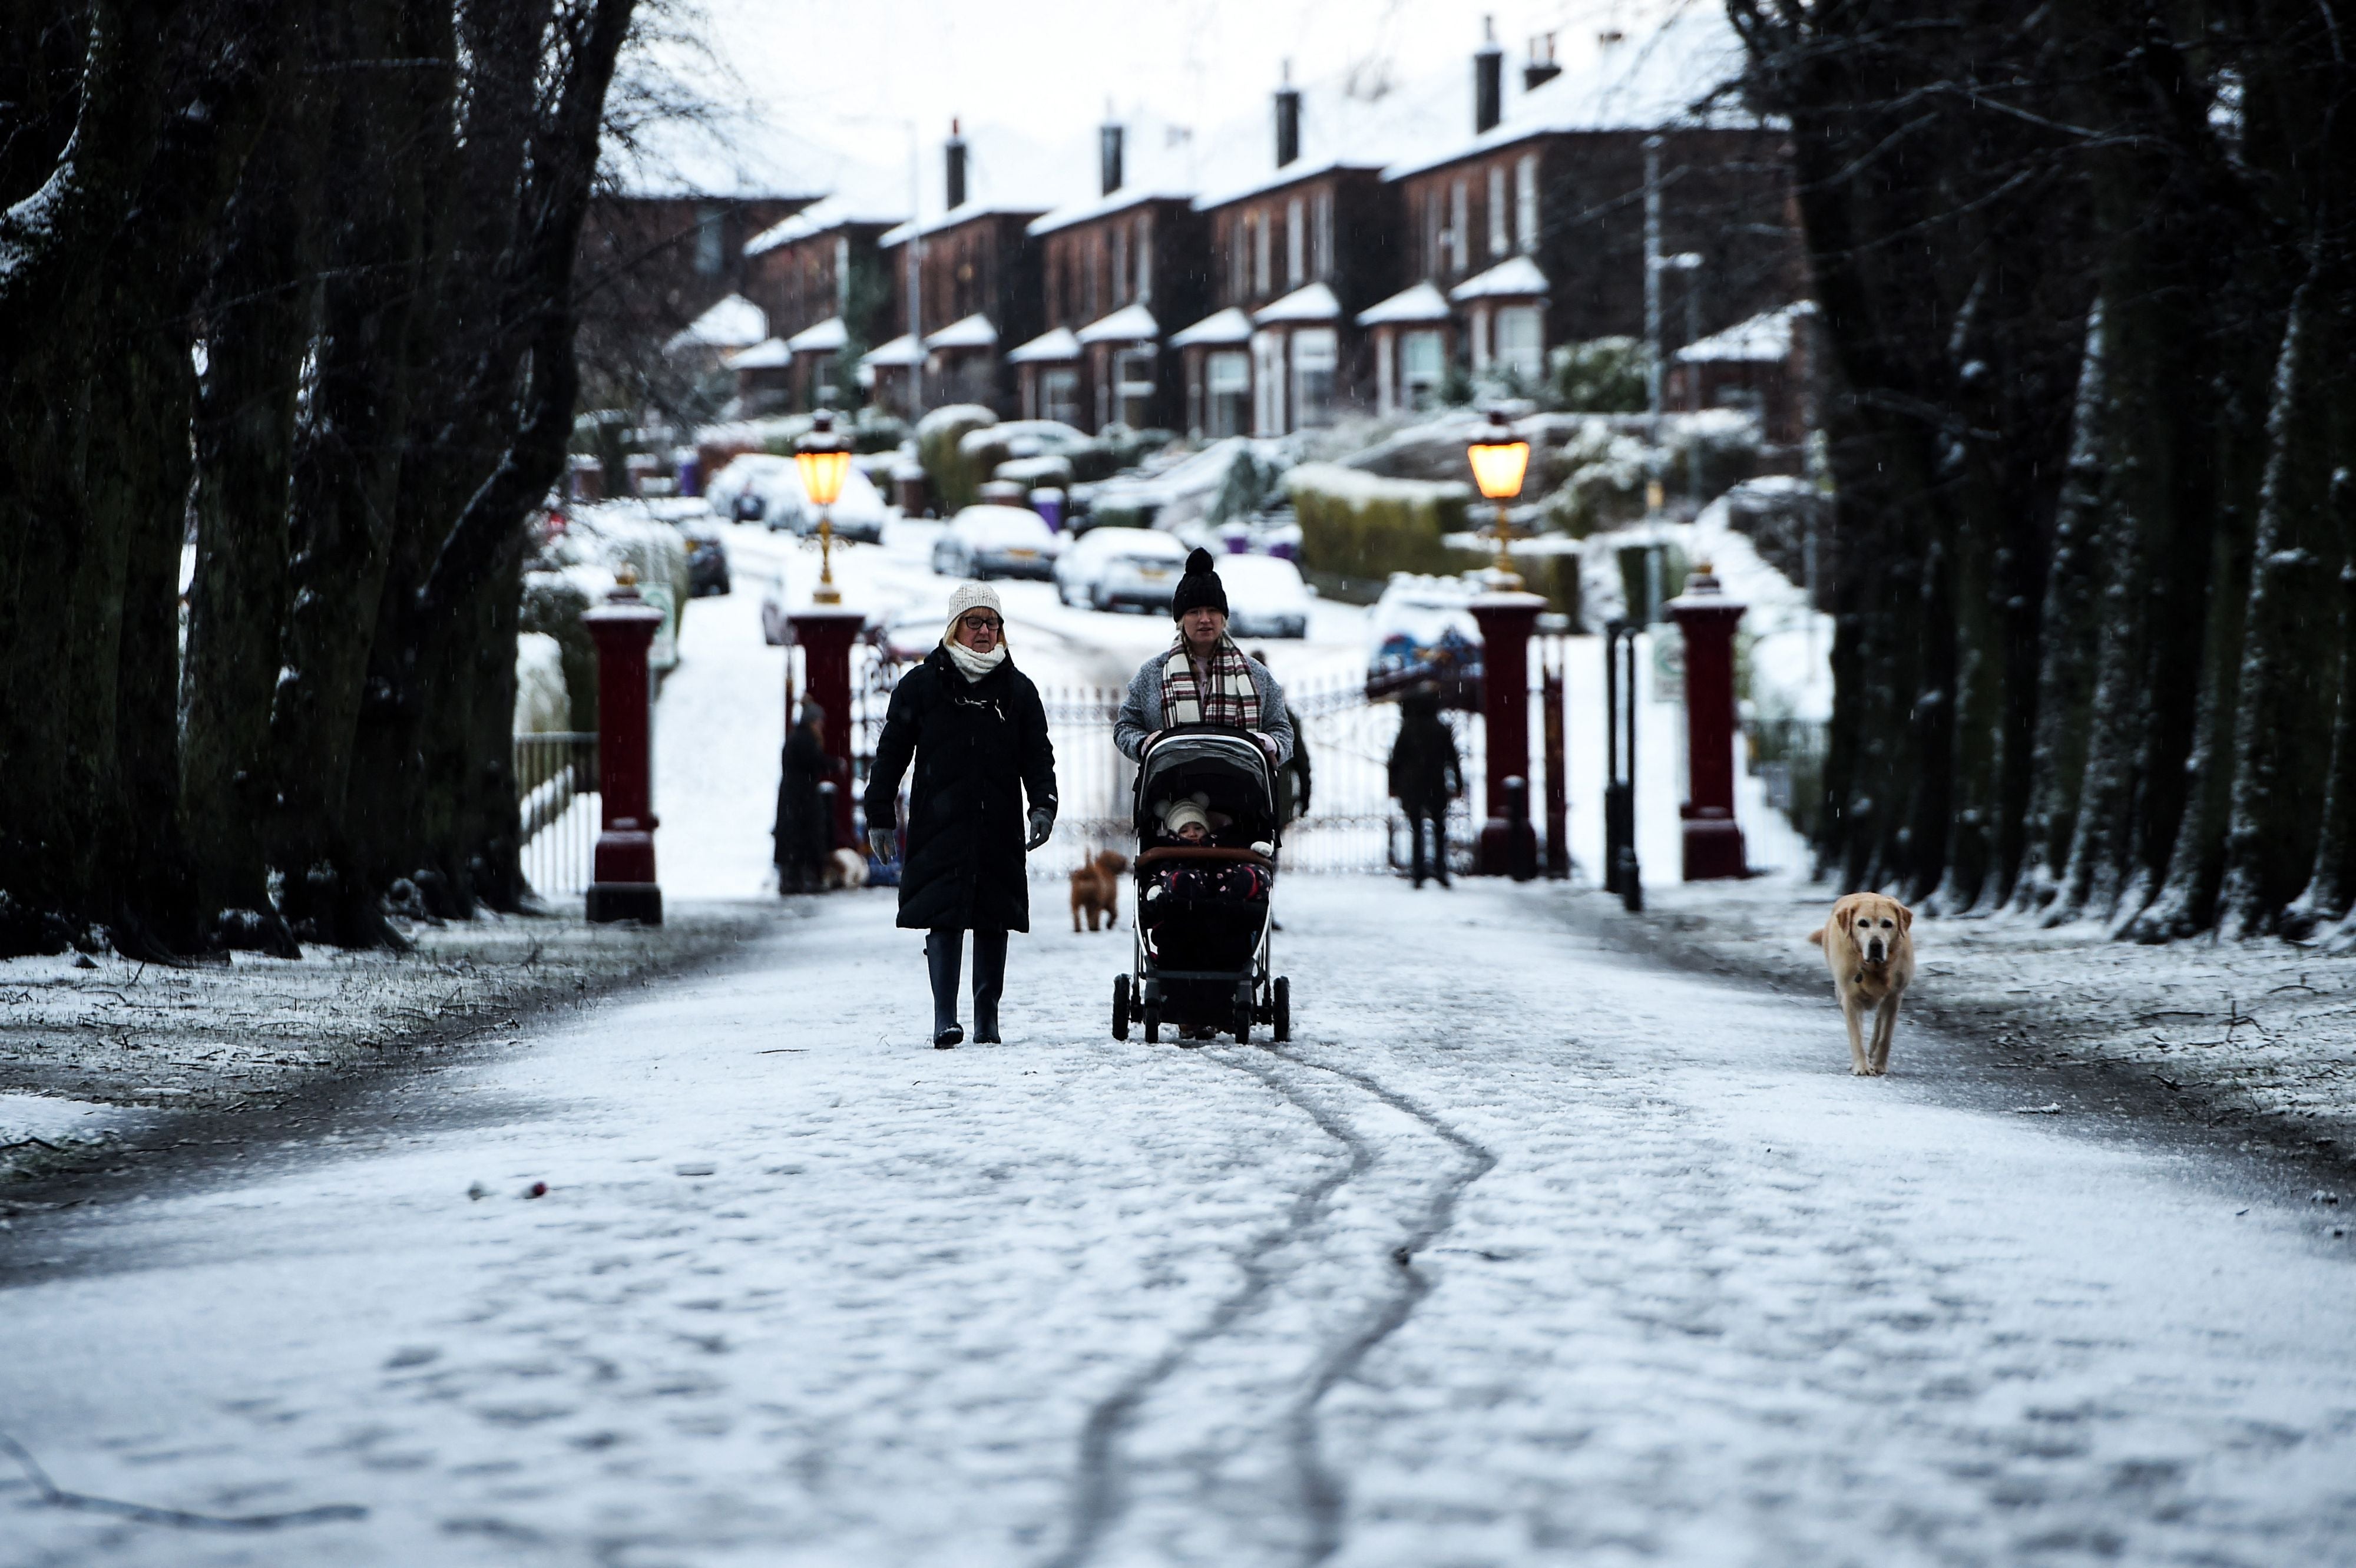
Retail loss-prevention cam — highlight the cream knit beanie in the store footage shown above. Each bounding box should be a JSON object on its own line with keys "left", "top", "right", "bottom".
{"left": 941, "top": 581, "right": 1007, "bottom": 647}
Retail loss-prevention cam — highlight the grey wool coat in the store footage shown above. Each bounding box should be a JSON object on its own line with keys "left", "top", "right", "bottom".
{"left": 1113, "top": 644, "right": 1296, "bottom": 764}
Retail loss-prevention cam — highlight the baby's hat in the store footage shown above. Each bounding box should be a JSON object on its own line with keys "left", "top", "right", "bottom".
{"left": 1159, "top": 792, "right": 1212, "bottom": 835}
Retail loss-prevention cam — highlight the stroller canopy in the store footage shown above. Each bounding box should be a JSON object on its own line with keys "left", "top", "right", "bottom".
{"left": 1133, "top": 729, "right": 1278, "bottom": 845}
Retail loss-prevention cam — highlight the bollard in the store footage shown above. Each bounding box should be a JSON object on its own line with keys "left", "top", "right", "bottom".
{"left": 1603, "top": 620, "right": 1643, "bottom": 911}
{"left": 585, "top": 573, "right": 666, "bottom": 924}
{"left": 789, "top": 606, "right": 866, "bottom": 851}
{"left": 1541, "top": 659, "right": 1569, "bottom": 879}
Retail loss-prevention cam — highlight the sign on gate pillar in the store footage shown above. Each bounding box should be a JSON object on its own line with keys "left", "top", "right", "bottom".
{"left": 789, "top": 607, "right": 866, "bottom": 849}
{"left": 1470, "top": 591, "right": 1546, "bottom": 876}
{"left": 1665, "top": 562, "right": 1748, "bottom": 880}
{"left": 585, "top": 573, "right": 666, "bottom": 924}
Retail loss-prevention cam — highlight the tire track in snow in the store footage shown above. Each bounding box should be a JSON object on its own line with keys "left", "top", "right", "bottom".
{"left": 1041, "top": 1056, "right": 1366, "bottom": 1568}
{"left": 1043, "top": 1048, "right": 1493, "bottom": 1567}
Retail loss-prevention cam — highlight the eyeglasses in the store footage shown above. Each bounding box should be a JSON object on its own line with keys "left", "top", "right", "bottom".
{"left": 960, "top": 613, "right": 1002, "bottom": 631}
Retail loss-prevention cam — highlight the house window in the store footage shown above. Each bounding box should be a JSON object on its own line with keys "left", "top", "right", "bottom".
{"left": 1206, "top": 349, "right": 1250, "bottom": 438}
{"left": 1450, "top": 180, "right": 1469, "bottom": 273}
{"left": 1401, "top": 329, "right": 1444, "bottom": 408}
{"left": 1229, "top": 217, "right": 1248, "bottom": 302}
{"left": 1112, "top": 227, "right": 1129, "bottom": 306}
{"left": 1312, "top": 189, "right": 1333, "bottom": 280}
{"left": 1041, "top": 367, "right": 1081, "bottom": 427}
{"left": 1516, "top": 154, "right": 1539, "bottom": 255}
{"left": 1292, "top": 327, "right": 1338, "bottom": 428}
{"left": 1253, "top": 209, "right": 1271, "bottom": 296}
{"left": 1495, "top": 305, "right": 1544, "bottom": 380}
{"left": 1135, "top": 214, "right": 1152, "bottom": 301}
{"left": 1252, "top": 330, "right": 1285, "bottom": 434}
{"left": 1114, "top": 348, "right": 1156, "bottom": 428}
{"left": 1286, "top": 197, "right": 1306, "bottom": 287}
{"left": 695, "top": 206, "right": 725, "bottom": 277}
{"left": 1084, "top": 236, "right": 1100, "bottom": 318}
{"left": 1488, "top": 166, "right": 1508, "bottom": 259}
{"left": 1424, "top": 189, "right": 1443, "bottom": 276}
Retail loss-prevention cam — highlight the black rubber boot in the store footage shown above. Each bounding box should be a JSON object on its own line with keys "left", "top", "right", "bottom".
{"left": 971, "top": 928, "right": 1008, "bottom": 1043}
{"left": 926, "top": 929, "right": 964, "bottom": 1047}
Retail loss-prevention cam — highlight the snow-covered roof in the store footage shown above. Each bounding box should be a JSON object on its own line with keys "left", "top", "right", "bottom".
{"left": 878, "top": 121, "right": 1077, "bottom": 246}
{"left": 786, "top": 316, "right": 848, "bottom": 352}
{"left": 927, "top": 313, "right": 999, "bottom": 349}
{"left": 1006, "top": 326, "right": 1081, "bottom": 363}
{"left": 1356, "top": 280, "right": 1452, "bottom": 326}
{"left": 746, "top": 195, "right": 907, "bottom": 257}
{"left": 861, "top": 333, "right": 924, "bottom": 368}
{"left": 1253, "top": 282, "right": 1341, "bottom": 324}
{"left": 1030, "top": 184, "right": 1187, "bottom": 238}
{"left": 1076, "top": 302, "right": 1160, "bottom": 345}
{"left": 664, "top": 294, "right": 768, "bottom": 353}
{"left": 724, "top": 337, "right": 792, "bottom": 370}
{"left": 1677, "top": 300, "right": 1816, "bottom": 363}
{"left": 1384, "top": 10, "right": 1756, "bottom": 182}
{"left": 1450, "top": 256, "right": 1550, "bottom": 301}
{"left": 1188, "top": 59, "right": 1475, "bottom": 212}
{"left": 1170, "top": 307, "right": 1255, "bottom": 348}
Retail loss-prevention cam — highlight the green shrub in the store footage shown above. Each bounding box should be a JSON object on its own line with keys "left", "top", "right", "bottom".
{"left": 519, "top": 572, "right": 598, "bottom": 733}
{"left": 852, "top": 409, "right": 909, "bottom": 454}
{"left": 1546, "top": 337, "right": 1650, "bottom": 413}
{"left": 915, "top": 405, "right": 997, "bottom": 512}
{"left": 1287, "top": 463, "right": 1473, "bottom": 581}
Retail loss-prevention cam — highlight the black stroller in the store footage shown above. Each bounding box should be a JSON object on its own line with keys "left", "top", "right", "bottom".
{"left": 1111, "top": 727, "right": 1291, "bottom": 1044}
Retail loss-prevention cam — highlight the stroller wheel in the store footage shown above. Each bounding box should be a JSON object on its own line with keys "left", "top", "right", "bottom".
{"left": 1272, "top": 976, "right": 1290, "bottom": 1042}
{"left": 1233, "top": 985, "right": 1253, "bottom": 1045}
{"left": 1112, "top": 975, "right": 1131, "bottom": 1041}
{"left": 1143, "top": 1004, "right": 1161, "bottom": 1044}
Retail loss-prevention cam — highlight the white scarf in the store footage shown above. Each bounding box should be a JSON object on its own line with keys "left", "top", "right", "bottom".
{"left": 943, "top": 638, "right": 1007, "bottom": 683}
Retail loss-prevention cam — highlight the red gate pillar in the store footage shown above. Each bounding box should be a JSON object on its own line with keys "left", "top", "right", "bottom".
{"left": 585, "top": 575, "right": 666, "bottom": 924}
{"left": 1665, "top": 561, "right": 1748, "bottom": 880}
{"left": 1470, "top": 590, "right": 1546, "bottom": 876}
{"left": 788, "top": 606, "right": 867, "bottom": 848}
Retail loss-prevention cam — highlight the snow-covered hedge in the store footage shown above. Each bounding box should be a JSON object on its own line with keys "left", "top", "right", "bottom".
{"left": 915, "top": 405, "right": 998, "bottom": 513}
{"left": 1287, "top": 462, "right": 1474, "bottom": 583}
{"left": 513, "top": 631, "right": 571, "bottom": 735}
{"left": 535, "top": 504, "right": 691, "bottom": 672}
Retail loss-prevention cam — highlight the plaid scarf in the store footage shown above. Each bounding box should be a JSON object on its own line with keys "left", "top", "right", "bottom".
{"left": 1160, "top": 635, "right": 1260, "bottom": 732}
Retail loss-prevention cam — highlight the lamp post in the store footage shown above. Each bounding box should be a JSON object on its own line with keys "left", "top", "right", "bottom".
{"left": 1465, "top": 408, "right": 1544, "bottom": 876}
{"left": 796, "top": 410, "right": 854, "bottom": 606}
{"left": 1466, "top": 407, "right": 1530, "bottom": 589}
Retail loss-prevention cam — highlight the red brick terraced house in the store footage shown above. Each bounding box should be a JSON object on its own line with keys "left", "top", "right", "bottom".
{"left": 1365, "top": 12, "right": 1804, "bottom": 415}
{"left": 1013, "top": 121, "right": 1212, "bottom": 434}
{"left": 740, "top": 197, "right": 905, "bottom": 412}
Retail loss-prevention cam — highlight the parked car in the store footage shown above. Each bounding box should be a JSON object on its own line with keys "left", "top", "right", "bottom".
{"left": 932, "top": 504, "right": 1063, "bottom": 581}
{"left": 706, "top": 454, "right": 889, "bottom": 543}
{"left": 1219, "top": 552, "right": 1315, "bottom": 639}
{"left": 680, "top": 518, "right": 731, "bottom": 596}
{"left": 1053, "top": 525, "right": 1189, "bottom": 612}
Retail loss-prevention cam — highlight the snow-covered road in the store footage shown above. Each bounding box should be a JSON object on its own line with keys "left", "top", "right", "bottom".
{"left": 4, "top": 877, "right": 2354, "bottom": 1566}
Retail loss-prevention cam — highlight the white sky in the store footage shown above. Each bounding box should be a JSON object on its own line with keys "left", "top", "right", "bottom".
{"left": 642, "top": 0, "right": 1703, "bottom": 206}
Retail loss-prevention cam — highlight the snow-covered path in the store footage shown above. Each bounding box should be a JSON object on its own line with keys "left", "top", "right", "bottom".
{"left": 4, "top": 879, "right": 2354, "bottom": 1566}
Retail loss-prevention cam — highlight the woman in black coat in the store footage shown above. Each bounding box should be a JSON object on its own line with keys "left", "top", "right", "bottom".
{"left": 862, "top": 584, "right": 1057, "bottom": 1048}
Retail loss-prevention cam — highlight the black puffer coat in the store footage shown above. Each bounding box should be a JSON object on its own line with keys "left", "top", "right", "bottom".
{"left": 863, "top": 647, "right": 1057, "bottom": 932}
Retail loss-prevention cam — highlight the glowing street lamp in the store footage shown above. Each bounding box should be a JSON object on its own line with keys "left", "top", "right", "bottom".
{"left": 796, "top": 411, "right": 855, "bottom": 604}
{"left": 1467, "top": 407, "right": 1531, "bottom": 588}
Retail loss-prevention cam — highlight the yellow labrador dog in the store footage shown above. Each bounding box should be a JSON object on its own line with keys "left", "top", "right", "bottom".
{"left": 1808, "top": 893, "right": 1915, "bottom": 1076}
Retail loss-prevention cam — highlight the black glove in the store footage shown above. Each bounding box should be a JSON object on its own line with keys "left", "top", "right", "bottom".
{"left": 1025, "top": 806, "right": 1055, "bottom": 852}
{"left": 868, "top": 826, "right": 896, "bottom": 862}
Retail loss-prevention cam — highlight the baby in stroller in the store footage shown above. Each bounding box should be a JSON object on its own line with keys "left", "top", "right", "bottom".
{"left": 1143, "top": 792, "right": 1269, "bottom": 910}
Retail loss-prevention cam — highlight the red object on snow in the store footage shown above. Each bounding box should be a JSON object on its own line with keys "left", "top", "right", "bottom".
{"left": 585, "top": 578, "right": 666, "bottom": 924}
{"left": 789, "top": 607, "right": 866, "bottom": 850}
{"left": 1666, "top": 563, "right": 1748, "bottom": 881}
{"left": 1470, "top": 591, "right": 1545, "bottom": 877}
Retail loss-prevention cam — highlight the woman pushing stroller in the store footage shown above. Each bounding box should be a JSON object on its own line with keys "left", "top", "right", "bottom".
{"left": 1114, "top": 549, "right": 1294, "bottom": 769}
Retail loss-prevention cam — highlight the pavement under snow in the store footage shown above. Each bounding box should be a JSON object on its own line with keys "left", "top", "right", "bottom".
{"left": 3, "top": 876, "right": 2353, "bottom": 1567}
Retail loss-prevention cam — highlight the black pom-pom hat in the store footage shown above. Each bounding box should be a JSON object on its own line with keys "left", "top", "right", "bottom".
{"left": 1171, "top": 547, "right": 1229, "bottom": 620}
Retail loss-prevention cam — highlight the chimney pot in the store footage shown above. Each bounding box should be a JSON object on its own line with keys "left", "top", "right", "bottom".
{"left": 1100, "top": 122, "right": 1124, "bottom": 197}
{"left": 1474, "top": 17, "right": 1504, "bottom": 135}
{"left": 1274, "top": 67, "right": 1301, "bottom": 168}
{"left": 945, "top": 121, "right": 968, "bottom": 211}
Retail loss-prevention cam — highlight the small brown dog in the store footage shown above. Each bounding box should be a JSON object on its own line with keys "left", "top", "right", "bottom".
{"left": 1070, "top": 849, "right": 1129, "bottom": 931}
{"left": 824, "top": 847, "right": 869, "bottom": 891}
{"left": 1808, "top": 892, "right": 1915, "bottom": 1076}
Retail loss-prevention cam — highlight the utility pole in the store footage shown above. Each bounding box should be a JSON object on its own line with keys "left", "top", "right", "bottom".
{"left": 1644, "top": 134, "right": 1663, "bottom": 428}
